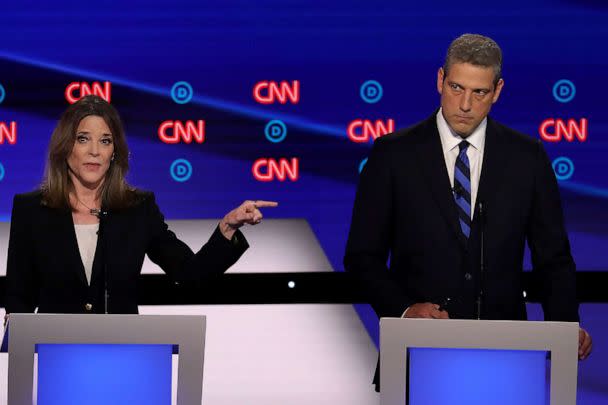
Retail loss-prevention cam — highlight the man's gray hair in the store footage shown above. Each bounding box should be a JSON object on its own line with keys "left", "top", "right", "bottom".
{"left": 443, "top": 34, "right": 502, "bottom": 86}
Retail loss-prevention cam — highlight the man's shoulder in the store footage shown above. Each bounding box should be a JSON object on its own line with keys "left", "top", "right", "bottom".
{"left": 489, "top": 117, "right": 540, "bottom": 150}
{"left": 375, "top": 115, "right": 435, "bottom": 148}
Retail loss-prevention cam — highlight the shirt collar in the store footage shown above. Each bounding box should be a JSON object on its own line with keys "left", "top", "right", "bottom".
{"left": 436, "top": 108, "right": 487, "bottom": 153}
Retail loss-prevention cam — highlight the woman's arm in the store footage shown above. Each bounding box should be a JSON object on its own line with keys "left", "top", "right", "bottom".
{"left": 144, "top": 193, "right": 251, "bottom": 284}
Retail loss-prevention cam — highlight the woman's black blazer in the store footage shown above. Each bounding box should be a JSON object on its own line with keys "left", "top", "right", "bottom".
{"left": 5, "top": 190, "right": 248, "bottom": 314}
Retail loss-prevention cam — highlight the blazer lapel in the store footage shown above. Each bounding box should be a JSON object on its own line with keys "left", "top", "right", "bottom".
{"left": 416, "top": 115, "right": 468, "bottom": 249}
{"left": 474, "top": 117, "right": 509, "bottom": 222}
{"left": 54, "top": 208, "right": 89, "bottom": 287}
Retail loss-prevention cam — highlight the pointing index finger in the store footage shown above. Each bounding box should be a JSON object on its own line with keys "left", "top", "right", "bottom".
{"left": 253, "top": 200, "right": 279, "bottom": 208}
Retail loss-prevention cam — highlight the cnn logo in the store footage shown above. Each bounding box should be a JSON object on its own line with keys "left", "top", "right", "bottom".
{"left": 65, "top": 81, "right": 111, "bottom": 104}
{"left": 252, "top": 158, "right": 299, "bottom": 182}
{"left": 539, "top": 119, "right": 588, "bottom": 142}
{"left": 158, "top": 120, "right": 205, "bottom": 144}
{"left": 347, "top": 119, "right": 394, "bottom": 143}
{"left": 253, "top": 81, "right": 300, "bottom": 104}
{"left": 0, "top": 121, "right": 17, "bottom": 145}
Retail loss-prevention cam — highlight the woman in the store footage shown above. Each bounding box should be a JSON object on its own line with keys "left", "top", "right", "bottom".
{"left": 5, "top": 95, "right": 276, "bottom": 315}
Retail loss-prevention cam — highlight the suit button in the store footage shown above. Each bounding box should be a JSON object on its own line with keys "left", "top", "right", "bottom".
{"left": 464, "top": 273, "right": 473, "bottom": 281}
{"left": 85, "top": 303, "right": 93, "bottom": 311}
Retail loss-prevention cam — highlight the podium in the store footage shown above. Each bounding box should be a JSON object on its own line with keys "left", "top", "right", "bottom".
{"left": 380, "top": 318, "right": 579, "bottom": 405}
{"left": 6, "top": 314, "right": 206, "bottom": 405}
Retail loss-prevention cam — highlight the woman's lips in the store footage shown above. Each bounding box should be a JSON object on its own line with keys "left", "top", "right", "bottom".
{"left": 83, "top": 163, "right": 101, "bottom": 171}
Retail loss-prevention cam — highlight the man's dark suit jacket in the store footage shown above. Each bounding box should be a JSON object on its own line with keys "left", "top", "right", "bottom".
{"left": 5, "top": 190, "right": 248, "bottom": 314}
{"left": 344, "top": 113, "right": 579, "bottom": 387}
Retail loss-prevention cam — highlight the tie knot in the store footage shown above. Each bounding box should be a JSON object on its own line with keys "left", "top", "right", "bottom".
{"left": 458, "top": 141, "right": 469, "bottom": 153}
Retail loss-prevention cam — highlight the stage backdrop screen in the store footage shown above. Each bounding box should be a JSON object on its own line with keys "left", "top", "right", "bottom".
{"left": 0, "top": 0, "right": 606, "bottom": 273}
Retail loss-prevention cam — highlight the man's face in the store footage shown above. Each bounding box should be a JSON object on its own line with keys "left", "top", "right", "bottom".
{"left": 437, "top": 62, "right": 504, "bottom": 137}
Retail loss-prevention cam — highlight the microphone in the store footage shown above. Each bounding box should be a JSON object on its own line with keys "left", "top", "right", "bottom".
{"left": 97, "top": 209, "right": 110, "bottom": 314}
{"left": 90, "top": 208, "right": 108, "bottom": 218}
{"left": 452, "top": 184, "right": 465, "bottom": 198}
{"left": 477, "top": 201, "right": 486, "bottom": 320}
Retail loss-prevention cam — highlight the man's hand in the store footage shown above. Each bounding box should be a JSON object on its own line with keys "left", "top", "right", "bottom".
{"left": 579, "top": 328, "right": 592, "bottom": 360}
{"left": 219, "top": 200, "right": 278, "bottom": 240}
{"left": 403, "top": 302, "right": 449, "bottom": 319}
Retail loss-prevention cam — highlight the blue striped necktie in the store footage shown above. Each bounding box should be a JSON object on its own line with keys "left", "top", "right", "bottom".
{"left": 454, "top": 141, "right": 471, "bottom": 238}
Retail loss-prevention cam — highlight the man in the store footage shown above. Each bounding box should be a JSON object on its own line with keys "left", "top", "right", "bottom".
{"left": 344, "top": 34, "right": 592, "bottom": 391}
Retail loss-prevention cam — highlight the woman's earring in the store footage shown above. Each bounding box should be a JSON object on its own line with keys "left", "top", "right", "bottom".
{"left": 111, "top": 153, "right": 115, "bottom": 162}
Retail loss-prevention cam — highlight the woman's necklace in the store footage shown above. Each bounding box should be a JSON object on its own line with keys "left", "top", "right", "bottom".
{"left": 75, "top": 196, "right": 102, "bottom": 217}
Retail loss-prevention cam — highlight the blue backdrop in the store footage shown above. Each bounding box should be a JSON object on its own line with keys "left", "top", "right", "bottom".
{"left": 0, "top": 0, "right": 607, "bottom": 274}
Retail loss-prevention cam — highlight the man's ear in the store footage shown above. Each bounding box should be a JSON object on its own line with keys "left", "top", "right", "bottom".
{"left": 437, "top": 68, "right": 445, "bottom": 95}
{"left": 492, "top": 78, "right": 505, "bottom": 104}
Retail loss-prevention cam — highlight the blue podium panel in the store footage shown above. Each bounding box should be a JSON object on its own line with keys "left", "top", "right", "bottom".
{"left": 408, "top": 348, "right": 548, "bottom": 405}
{"left": 36, "top": 344, "right": 173, "bottom": 405}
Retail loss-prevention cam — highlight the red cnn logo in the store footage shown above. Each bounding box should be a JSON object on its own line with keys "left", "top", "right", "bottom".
{"left": 65, "top": 81, "right": 111, "bottom": 104}
{"left": 252, "top": 158, "right": 299, "bottom": 182}
{"left": 158, "top": 120, "right": 205, "bottom": 144}
{"left": 253, "top": 81, "right": 300, "bottom": 104}
{"left": 0, "top": 121, "right": 17, "bottom": 145}
{"left": 347, "top": 119, "right": 395, "bottom": 143}
{"left": 539, "top": 118, "right": 588, "bottom": 142}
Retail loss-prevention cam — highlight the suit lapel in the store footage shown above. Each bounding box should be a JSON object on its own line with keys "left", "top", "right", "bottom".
{"left": 51, "top": 207, "right": 89, "bottom": 287}
{"left": 474, "top": 117, "right": 509, "bottom": 222}
{"left": 416, "top": 115, "right": 467, "bottom": 249}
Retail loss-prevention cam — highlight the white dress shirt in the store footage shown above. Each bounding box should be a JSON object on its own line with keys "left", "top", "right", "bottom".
{"left": 436, "top": 108, "right": 486, "bottom": 218}
{"left": 74, "top": 223, "right": 99, "bottom": 286}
